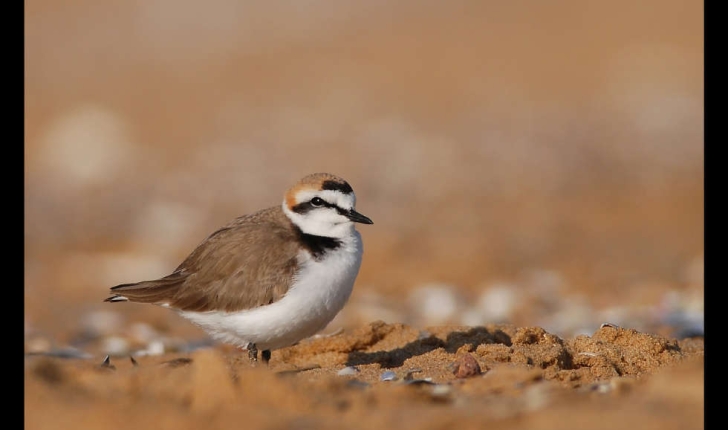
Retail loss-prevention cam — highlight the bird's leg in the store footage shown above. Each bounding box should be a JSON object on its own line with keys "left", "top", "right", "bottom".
{"left": 247, "top": 343, "right": 259, "bottom": 362}
{"left": 261, "top": 349, "right": 271, "bottom": 364}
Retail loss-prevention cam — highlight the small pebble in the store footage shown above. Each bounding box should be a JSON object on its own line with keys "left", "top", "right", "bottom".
{"left": 408, "top": 284, "right": 462, "bottom": 325}
{"left": 337, "top": 366, "right": 360, "bottom": 376}
{"left": 137, "top": 340, "right": 165, "bottom": 356}
{"left": 431, "top": 384, "right": 452, "bottom": 397}
{"left": 128, "top": 322, "right": 159, "bottom": 343}
{"left": 583, "top": 382, "right": 612, "bottom": 394}
{"left": 380, "top": 371, "right": 397, "bottom": 381}
{"left": 595, "top": 383, "right": 611, "bottom": 394}
{"left": 346, "top": 379, "right": 370, "bottom": 389}
{"left": 451, "top": 353, "right": 482, "bottom": 378}
{"left": 101, "top": 336, "right": 130, "bottom": 356}
{"left": 471, "top": 283, "right": 518, "bottom": 324}
{"left": 80, "top": 310, "right": 124, "bottom": 337}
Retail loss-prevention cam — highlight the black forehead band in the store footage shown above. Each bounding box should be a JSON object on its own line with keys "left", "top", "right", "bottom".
{"left": 321, "top": 180, "right": 353, "bottom": 194}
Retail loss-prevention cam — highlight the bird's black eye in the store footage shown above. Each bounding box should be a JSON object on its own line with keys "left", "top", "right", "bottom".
{"left": 310, "top": 197, "right": 325, "bottom": 207}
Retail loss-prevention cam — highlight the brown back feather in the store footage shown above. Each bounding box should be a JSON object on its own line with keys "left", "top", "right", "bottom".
{"left": 107, "top": 206, "right": 300, "bottom": 312}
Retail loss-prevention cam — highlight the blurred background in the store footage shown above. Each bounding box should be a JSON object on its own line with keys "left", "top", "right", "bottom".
{"left": 25, "top": 0, "right": 703, "bottom": 357}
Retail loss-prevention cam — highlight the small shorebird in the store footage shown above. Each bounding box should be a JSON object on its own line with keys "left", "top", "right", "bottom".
{"left": 105, "top": 173, "right": 372, "bottom": 363}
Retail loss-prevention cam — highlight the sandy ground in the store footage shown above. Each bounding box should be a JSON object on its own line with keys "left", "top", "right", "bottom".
{"left": 25, "top": 322, "right": 703, "bottom": 430}
{"left": 25, "top": 1, "right": 703, "bottom": 428}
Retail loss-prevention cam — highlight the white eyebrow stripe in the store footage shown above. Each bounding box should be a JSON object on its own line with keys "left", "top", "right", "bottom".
{"left": 295, "top": 190, "right": 356, "bottom": 210}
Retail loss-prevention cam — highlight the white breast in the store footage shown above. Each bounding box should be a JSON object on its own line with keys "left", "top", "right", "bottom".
{"left": 178, "top": 231, "right": 363, "bottom": 351}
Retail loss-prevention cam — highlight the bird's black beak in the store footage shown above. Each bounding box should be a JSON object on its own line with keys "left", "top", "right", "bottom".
{"left": 347, "top": 209, "right": 373, "bottom": 224}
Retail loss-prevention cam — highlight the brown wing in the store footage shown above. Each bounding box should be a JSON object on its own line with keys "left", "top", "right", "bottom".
{"left": 105, "top": 206, "right": 301, "bottom": 312}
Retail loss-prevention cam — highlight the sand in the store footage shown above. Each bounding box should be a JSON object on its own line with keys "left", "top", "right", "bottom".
{"left": 25, "top": 322, "right": 704, "bottom": 430}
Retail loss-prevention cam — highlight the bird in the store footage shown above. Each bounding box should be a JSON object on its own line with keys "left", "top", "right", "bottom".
{"left": 105, "top": 173, "right": 373, "bottom": 364}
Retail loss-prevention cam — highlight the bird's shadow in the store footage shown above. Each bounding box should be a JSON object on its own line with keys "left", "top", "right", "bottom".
{"left": 344, "top": 326, "right": 512, "bottom": 369}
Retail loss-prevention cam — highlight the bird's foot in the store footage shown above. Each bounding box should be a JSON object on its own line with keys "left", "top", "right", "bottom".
{"left": 247, "top": 343, "right": 259, "bottom": 362}
{"left": 245, "top": 344, "right": 271, "bottom": 365}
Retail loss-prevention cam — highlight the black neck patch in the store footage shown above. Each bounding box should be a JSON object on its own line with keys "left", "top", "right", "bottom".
{"left": 321, "top": 180, "right": 353, "bottom": 194}
{"left": 294, "top": 226, "right": 343, "bottom": 260}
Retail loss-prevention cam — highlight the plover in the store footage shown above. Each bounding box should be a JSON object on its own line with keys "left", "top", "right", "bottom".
{"left": 105, "top": 173, "right": 373, "bottom": 363}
